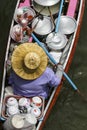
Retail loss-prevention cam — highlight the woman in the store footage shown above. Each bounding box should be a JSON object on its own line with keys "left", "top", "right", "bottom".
{"left": 9, "top": 43, "right": 63, "bottom": 99}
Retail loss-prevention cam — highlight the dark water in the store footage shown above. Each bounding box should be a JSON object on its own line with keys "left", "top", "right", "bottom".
{"left": 0, "top": 0, "right": 87, "bottom": 130}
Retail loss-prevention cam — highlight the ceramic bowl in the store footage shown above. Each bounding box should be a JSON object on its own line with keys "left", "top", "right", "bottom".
{"left": 6, "top": 97, "right": 18, "bottom": 107}
{"left": 31, "top": 107, "right": 41, "bottom": 118}
{"left": 19, "top": 97, "right": 30, "bottom": 108}
{"left": 7, "top": 106, "right": 19, "bottom": 116}
{"left": 31, "top": 96, "right": 42, "bottom": 108}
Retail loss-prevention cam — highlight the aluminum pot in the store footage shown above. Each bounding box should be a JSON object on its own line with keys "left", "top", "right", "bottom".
{"left": 33, "top": 0, "right": 60, "bottom": 6}
{"left": 31, "top": 15, "right": 54, "bottom": 37}
{"left": 3, "top": 114, "right": 37, "bottom": 130}
{"left": 46, "top": 32, "right": 68, "bottom": 50}
{"left": 55, "top": 15, "right": 77, "bottom": 35}
{"left": 33, "top": 1, "right": 60, "bottom": 16}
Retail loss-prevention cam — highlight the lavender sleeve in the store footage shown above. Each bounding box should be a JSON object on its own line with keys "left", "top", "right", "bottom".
{"left": 9, "top": 72, "right": 14, "bottom": 85}
{"left": 46, "top": 68, "right": 61, "bottom": 87}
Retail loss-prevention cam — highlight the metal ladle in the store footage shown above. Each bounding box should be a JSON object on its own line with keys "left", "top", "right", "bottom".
{"left": 46, "top": 0, "right": 68, "bottom": 50}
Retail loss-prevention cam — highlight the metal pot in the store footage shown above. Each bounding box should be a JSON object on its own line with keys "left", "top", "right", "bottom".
{"left": 14, "top": 6, "right": 36, "bottom": 24}
{"left": 33, "top": 1, "right": 60, "bottom": 16}
{"left": 46, "top": 32, "right": 68, "bottom": 50}
{"left": 55, "top": 15, "right": 77, "bottom": 34}
{"left": 3, "top": 114, "right": 37, "bottom": 130}
{"left": 33, "top": 0, "right": 60, "bottom": 6}
{"left": 31, "top": 16, "right": 54, "bottom": 36}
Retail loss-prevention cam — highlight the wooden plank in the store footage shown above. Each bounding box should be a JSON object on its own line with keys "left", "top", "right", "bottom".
{"left": 19, "top": 0, "right": 30, "bottom": 7}
{"left": 19, "top": 0, "right": 33, "bottom": 42}
{"left": 67, "top": 0, "right": 78, "bottom": 17}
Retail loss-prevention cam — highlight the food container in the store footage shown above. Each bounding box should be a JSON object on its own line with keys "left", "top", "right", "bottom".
{"left": 46, "top": 32, "right": 68, "bottom": 50}
{"left": 6, "top": 97, "right": 18, "bottom": 107}
{"left": 3, "top": 114, "right": 36, "bottom": 130}
{"left": 1, "top": 95, "right": 44, "bottom": 120}
{"left": 10, "top": 24, "right": 31, "bottom": 42}
{"left": 19, "top": 97, "right": 30, "bottom": 108}
{"left": 3, "top": 115, "right": 25, "bottom": 130}
{"left": 32, "top": 16, "right": 54, "bottom": 36}
{"left": 24, "top": 113, "right": 37, "bottom": 128}
{"left": 33, "top": 1, "right": 60, "bottom": 16}
{"left": 10, "top": 24, "right": 23, "bottom": 42}
{"left": 14, "top": 6, "right": 36, "bottom": 24}
{"left": 31, "top": 107, "right": 41, "bottom": 118}
{"left": 7, "top": 106, "right": 19, "bottom": 116}
{"left": 55, "top": 16, "right": 77, "bottom": 35}
{"left": 33, "top": 0, "right": 60, "bottom": 6}
{"left": 31, "top": 96, "right": 42, "bottom": 108}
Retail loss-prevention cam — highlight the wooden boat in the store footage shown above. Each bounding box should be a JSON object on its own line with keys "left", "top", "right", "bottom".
{"left": 0, "top": 0, "right": 85, "bottom": 129}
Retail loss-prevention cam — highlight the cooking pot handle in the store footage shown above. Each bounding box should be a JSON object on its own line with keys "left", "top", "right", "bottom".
{"left": 38, "top": 15, "right": 44, "bottom": 20}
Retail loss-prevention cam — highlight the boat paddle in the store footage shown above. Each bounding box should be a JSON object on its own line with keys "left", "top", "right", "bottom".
{"left": 46, "top": 0, "right": 65, "bottom": 45}
{"left": 31, "top": 33, "right": 86, "bottom": 100}
{"left": 31, "top": 0, "right": 86, "bottom": 99}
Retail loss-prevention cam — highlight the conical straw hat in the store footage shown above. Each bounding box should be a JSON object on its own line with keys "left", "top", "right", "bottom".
{"left": 11, "top": 43, "right": 48, "bottom": 80}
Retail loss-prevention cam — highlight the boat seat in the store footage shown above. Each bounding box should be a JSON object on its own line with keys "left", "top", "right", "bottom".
{"left": 66, "top": 0, "right": 78, "bottom": 17}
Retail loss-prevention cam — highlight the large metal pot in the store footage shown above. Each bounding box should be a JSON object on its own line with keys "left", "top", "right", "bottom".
{"left": 55, "top": 15, "right": 77, "bottom": 35}
{"left": 33, "top": 0, "right": 60, "bottom": 6}
{"left": 46, "top": 32, "right": 68, "bottom": 50}
{"left": 31, "top": 16, "right": 54, "bottom": 36}
{"left": 33, "top": 1, "right": 60, "bottom": 16}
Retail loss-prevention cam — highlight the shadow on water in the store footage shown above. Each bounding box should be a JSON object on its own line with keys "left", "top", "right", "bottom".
{"left": 0, "top": 0, "right": 87, "bottom": 130}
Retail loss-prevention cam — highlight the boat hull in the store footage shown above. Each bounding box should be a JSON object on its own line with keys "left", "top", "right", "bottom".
{"left": 0, "top": 0, "right": 85, "bottom": 130}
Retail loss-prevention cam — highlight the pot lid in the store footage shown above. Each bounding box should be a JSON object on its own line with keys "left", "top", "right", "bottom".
{"left": 12, "top": 115, "right": 24, "bottom": 129}
{"left": 46, "top": 32, "right": 68, "bottom": 50}
{"left": 55, "top": 16, "right": 77, "bottom": 34}
{"left": 33, "top": 2, "right": 60, "bottom": 16}
{"left": 32, "top": 16, "right": 54, "bottom": 35}
{"left": 33, "top": 0, "right": 60, "bottom": 6}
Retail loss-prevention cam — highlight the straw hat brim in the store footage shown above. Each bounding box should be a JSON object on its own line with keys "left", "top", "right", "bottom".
{"left": 11, "top": 43, "right": 48, "bottom": 80}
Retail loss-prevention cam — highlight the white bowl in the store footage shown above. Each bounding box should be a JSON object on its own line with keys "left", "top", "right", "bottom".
{"left": 31, "top": 107, "right": 41, "bottom": 118}
{"left": 6, "top": 97, "right": 18, "bottom": 107}
{"left": 19, "top": 97, "right": 30, "bottom": 108}
{"left": 7, "top": 106, "right": 19, "bottom": 116}
{"left": 31, "top": 96, "right": 42, "bottom": 108}
{"left": 12, "top": 115, "right": 24, "bottom": 129}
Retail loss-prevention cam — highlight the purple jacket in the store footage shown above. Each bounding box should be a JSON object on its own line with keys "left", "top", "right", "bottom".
{"left": 9, "top": 67, "right": 61, "bottom": 98}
